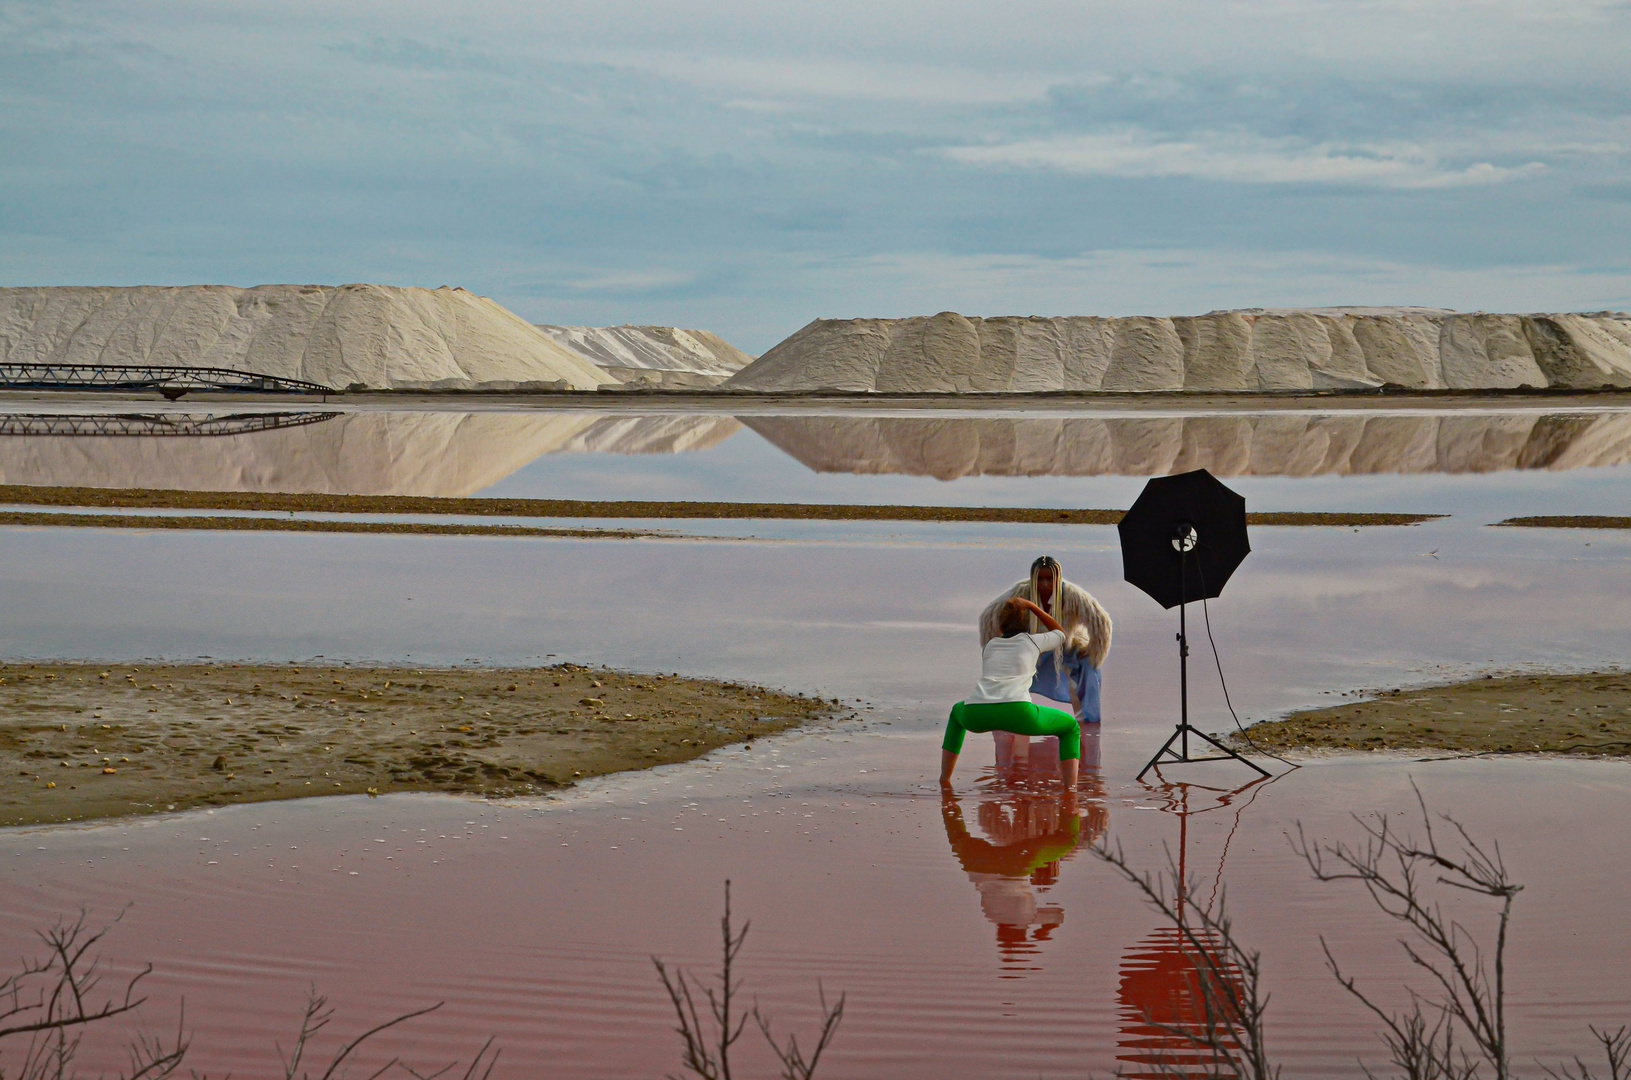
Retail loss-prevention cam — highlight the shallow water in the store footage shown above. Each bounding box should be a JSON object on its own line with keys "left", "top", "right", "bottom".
{"left": 0, "top": 521, "right": 1625, "bottom": 707}
{"left": 2, "top": 401, "right": 1631, "bottom": 522}
{"left": 1, "top": 401, "right": 1629, "bottom": 1076}
{"left": 3, "top": 747, "right": 1627, "bottom": 1079}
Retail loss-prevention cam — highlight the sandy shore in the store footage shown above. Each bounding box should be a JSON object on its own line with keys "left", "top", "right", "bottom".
{"left": 0, "top": 487, "right": 1437, "bottom": 528}
{"left": 1240, "top": 672, "right": 1631, "bottom": 756}
{"left": 0, "top": 663, "right": 846, "bottom": 827}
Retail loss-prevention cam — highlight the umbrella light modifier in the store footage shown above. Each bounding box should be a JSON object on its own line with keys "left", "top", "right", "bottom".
{"left": 1118, "top": 469, "right": 1269, "bottom": 780}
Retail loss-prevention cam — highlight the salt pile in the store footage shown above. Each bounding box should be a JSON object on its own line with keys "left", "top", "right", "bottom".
{"left": 0, "top": 285, "right": 615, "bottom": 391}
{"left": 538, "top": 325, "right": 753, "bottom": 388}
{"left": 743, "top": 411, "right": 1631, "bottom": 478}
{"left": 724, "top": 309, "right": 1631, "bottom": 393}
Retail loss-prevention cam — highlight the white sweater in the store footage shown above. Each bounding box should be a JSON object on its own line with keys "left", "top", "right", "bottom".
{"left": 965, "top": 631, "right": 1065, "bottom": 704}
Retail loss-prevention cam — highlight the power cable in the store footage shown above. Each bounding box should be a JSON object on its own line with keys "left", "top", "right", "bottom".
{"left": 1194, "top": 561, "right": 1299, "bottom": 771}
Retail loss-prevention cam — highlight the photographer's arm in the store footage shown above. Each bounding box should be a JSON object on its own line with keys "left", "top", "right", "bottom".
{"left": 1014, "top": 598, "right": 1063, "bottom": 634}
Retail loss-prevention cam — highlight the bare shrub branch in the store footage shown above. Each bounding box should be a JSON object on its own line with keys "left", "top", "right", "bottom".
{"left": 262, "top": 988, "right": 499, "bottom": 1080}
{"left": 0, "top": 913, "right": 495, "bottom": 1080}
{"left": 1292, "top": 781, "right": 1521, "bottom": 1080}
{"left": 653, "top": 882, "right": 844, "bottom": 1080}
{"left": 754, "top": 983, "right": 845, "bottom": 1080}
{"left": 0, "top": 910, "right": 188, "bottom": 1080}
{"left": 1544, "top": 1026, "right": 1631, "bottom": 1080}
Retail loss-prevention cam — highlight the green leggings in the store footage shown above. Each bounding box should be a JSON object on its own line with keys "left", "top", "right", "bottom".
{"left": 942, "top": 700, "right": 1081, "bottom": 761}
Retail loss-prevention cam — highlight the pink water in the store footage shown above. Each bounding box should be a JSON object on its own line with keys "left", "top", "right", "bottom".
{"left": 0, "top": 502, "right": 1628, "bottom": 1076}
{"left": 2, "top": 730, "right": 1628, "bottom": 1078}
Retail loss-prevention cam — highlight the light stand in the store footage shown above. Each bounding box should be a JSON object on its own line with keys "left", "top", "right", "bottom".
{"left": 1136, "top": 523, "right": 1270, "bottom": 782}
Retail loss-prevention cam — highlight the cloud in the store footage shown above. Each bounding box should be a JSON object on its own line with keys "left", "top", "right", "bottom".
{"left": 943, "top": 130, "right": 1548, "bottom": 188}
{"left": 598, "top": 51, "right": 1049, "bottom": 106}
{"left": 795, "top": 249, "right": 1631, "bottom": 321}
{"left": 557, "top": 270, "right": 700, "bottom": 295}
{"left": 2, "top": 0, "right": 1630, "bottom": 348}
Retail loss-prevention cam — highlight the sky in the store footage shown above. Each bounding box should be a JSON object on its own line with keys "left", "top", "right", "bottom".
{"left": 3, "top": 0, "right": 1630, "bottom": 353}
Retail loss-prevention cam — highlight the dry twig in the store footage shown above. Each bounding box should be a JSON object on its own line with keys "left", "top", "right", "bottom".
{"left": 1543, "top": 1027, "right": 1631, "bottom": 1080}
{"left": 0, "top": 910, "right": 187, "bottom": 1080}
{"left": 1291, "top": 781, "right": 1521, "bottom": 1080}
{"left": 653, "top": 882, "right": 844, "bottom": 1080}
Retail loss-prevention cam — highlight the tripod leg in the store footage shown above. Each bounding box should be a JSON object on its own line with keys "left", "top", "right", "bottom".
{"left": 1136, "top": 725, "right": 1186, "bottom": 782}
{"left": 1187, "top": 726, "right": 1272, "bottom": 777}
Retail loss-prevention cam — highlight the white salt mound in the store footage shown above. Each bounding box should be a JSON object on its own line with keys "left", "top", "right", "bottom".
{"left": 0, "top": 285, "right": 615, "bottom": 391}
{"left": 538, "top": 325, "right": 754, "bottom": 388}
{"left": 724, "top": 308, "right": 1631, "bottom": 393}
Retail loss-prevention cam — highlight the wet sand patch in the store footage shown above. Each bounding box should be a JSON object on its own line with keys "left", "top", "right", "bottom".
{"left": 0, "top": 487, "right": 1439, "bottom": 528}
{"left": 0, "top": 663, "right": 845, "bottom": 826}
{"left": 1240, "top": 672, "right": 1631, "bottom": 756}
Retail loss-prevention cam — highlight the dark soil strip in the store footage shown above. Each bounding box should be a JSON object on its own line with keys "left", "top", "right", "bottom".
{"left": 1238, "top": 671, "right": 1631, "bottom": 757}
{"left": 0, "top": 486, "right": 1440, "bottom": 527}
{"left": 1496, "top": 516, "right": 1631, "bottom": 529}
{"left": 1246, "top": 512, "right": 1441, "bottom": 527}
{"left": 0, "top": 512, "right": 662, "bottom": 540}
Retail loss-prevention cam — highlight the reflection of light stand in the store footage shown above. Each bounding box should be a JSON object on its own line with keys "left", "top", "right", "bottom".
{"left": 1138, "top": 524, "right": 1269, "bottom": 782}
{"left": 1117, "top": 777, "right": 1267, "bottom": 1080}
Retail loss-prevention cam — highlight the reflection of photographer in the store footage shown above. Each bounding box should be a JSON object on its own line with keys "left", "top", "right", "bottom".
{"left": 940, "top": 787, "right": 1110, "bottom": 967}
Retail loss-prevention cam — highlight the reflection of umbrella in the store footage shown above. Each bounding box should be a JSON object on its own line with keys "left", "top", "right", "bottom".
{"left": 1117, "top": 927, "right": 1247, "bottom": 1080}
{"left": 1118, "top": 469, "right": 1248, "bottom": 610}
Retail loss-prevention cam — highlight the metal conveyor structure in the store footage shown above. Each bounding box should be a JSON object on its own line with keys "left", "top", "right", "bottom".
{"left": 0, "top": 364, "right": 338, "bottom": 398}
{"left": 0, "top": 411, "right": 340, "bottom": 438}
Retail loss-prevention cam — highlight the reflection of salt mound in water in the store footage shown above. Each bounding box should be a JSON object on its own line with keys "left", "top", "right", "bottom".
{"left": 562, "top": 414, "right": 743, "bottom": 454}
{"left": 0, "top": 285, "right": 614, "bottom": 391}
{"left": 536, "top": 325, "right": 754, "bottom": 389}
{"left": 0, "top": 412, "right": 742, "bottom": 496}
{"left": 724, "top": 309, "right": 1631, "bottom": 392}
{"left": 1118, "top": 927, "right": 1248, "bottom": 1080}
{"left": 743, "top": 412, "right": 1631, "bottom": 478}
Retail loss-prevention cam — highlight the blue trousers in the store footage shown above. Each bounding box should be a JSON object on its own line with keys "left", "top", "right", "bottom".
{"left": 1031, "top": 651, "right": 1102, "bottom": 724}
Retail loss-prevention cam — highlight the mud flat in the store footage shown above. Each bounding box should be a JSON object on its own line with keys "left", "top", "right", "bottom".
{"left": 1497, "top": 515, "right": 1631, "bottom": 529}
{"left": 0, "top": 512, "right": 670, "bottom": 539}
{"left": 1241, "top": 672, "right": 1631, "bottom": 756}
{"left": 0, "top": 663, "right": 843, "bottom": 827}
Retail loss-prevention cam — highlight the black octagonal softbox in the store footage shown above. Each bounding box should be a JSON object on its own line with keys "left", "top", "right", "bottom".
{"left": 1118, "top": 469, "right": 1268, "bottom": 781}
{"left": 1119, "top": 469, "right": 1249, "bottom": 610}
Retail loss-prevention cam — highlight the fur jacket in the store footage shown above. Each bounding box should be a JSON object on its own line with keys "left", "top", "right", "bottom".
{"left": 978, "top": 578, "right": 1113, "bottom": 669}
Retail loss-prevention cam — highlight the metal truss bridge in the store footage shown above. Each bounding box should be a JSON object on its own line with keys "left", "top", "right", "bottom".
{"left": 0, "top": 364, "right": 338, "bottom": 397}
{"left": 0, "top": 411, "right": 340, "bottom": 438}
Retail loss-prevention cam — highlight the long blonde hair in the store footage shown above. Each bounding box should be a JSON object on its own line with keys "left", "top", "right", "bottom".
{"left": 1024, "top": 555, "right": 1062, "bottom": 634}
